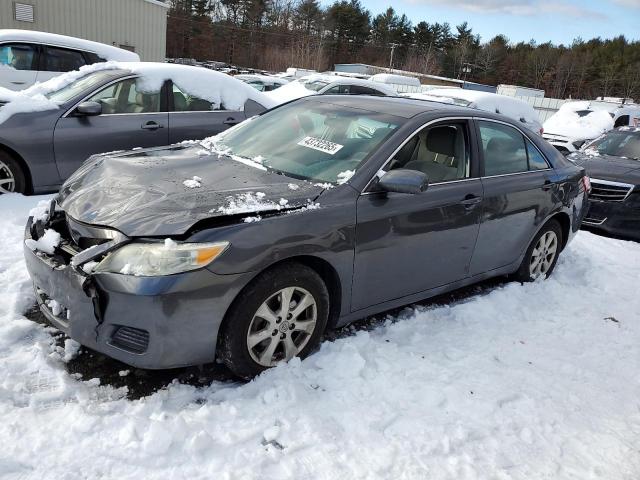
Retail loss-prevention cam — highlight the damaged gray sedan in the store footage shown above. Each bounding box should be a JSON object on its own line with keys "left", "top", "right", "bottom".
{"left": 24, "top": 95, "right": 588, "bottom": 378}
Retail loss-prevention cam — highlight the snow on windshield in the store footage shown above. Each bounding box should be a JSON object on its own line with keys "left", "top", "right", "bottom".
{"left": 264, "top": 78, "right": 316, "bottom": 104}
{"left": 0, "top": 61, "right": 275, "bottom": 125}
{"left": 544, "top": 101, "right": 614, "bottom": 140}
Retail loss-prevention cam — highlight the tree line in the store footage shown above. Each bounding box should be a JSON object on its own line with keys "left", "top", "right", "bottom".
{"left": 166, "top": 0, "right": 640, "bottom": 100}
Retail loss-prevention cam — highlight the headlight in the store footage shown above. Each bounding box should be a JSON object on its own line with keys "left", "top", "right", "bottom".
{"left": 572, "top": 140, "right": 586, "bottom": 150}
{"left": 94, "top": 240, "right": 229, "bottom": 276}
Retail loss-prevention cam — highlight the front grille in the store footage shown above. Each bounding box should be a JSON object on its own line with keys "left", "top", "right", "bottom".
{"left": 589, "top": 179, "right": 634, "bottom": 202}
{"left": 583, "top": 214, "right": 607, "bottom": 225}
{"left": 110, "top": 326, "right": 150, "bottom": 354}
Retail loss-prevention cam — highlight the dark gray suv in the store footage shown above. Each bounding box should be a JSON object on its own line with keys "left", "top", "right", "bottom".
{"left": 24, "top": 95, "right": 589, "bottom": 378}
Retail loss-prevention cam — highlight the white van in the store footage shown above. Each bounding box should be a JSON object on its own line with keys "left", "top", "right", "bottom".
{"left": 543, "top": 100, "right": 640, "bottom": 154}
{"left": 0, "top": 29, "right": 139, "bottom": 90}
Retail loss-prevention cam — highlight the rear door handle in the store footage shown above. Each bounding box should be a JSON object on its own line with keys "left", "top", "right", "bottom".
{"left": 460, "top": 194, "right": 482, "bottom": 209}
{"left": 141, "top": 121, "right": 163, "bottom": 130}
{"left": 10, "top": 81, "right": 26, "bottom": 85}
{"left": 223, "top": 117, "right": 239, "bottom": 125}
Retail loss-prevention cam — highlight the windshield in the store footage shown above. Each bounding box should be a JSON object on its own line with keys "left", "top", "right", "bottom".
{"left": 304, "top": 80, "right": 329, "bottom": 92}
{"left": 208, "top": 101, "right": 402, "bottom": 183}
{"left": 586, "top": 130, "right": 640, "bottom": 159}
{"left": 45, "top": 71, "right": 122, "bottom": 103}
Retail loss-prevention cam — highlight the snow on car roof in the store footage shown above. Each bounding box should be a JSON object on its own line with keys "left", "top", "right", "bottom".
{"left": 0, "top": 61, "right": 276, "bottom": 124}
{"left": 544, "top": 102, "right": 614, "bottom": 141}
{"left": 235, "top": 74, "right": 289, "bottom": 85}
{"left": 0, "top": 29, "right": 140, "bottom": 62}
{"left": 418, "top": 88, "right": 541, "bottom": 126}
{"left": 370, "top": 73, "right": 421, "bottom": 87}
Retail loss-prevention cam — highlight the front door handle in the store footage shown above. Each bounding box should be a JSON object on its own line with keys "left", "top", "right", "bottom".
{"left": 141, "top": 121, "right": 163, "bottom": 130}
{"left": 542, "top": 179, "right": 553, "bottom": 190}
{"left": 460, "top": 194, "right": 482, "bottom": 209}
{"left": 223, "top": 117, "right": 239, "bottom": 125}
{"left": 10, "top": 81, "right": 26, "bottom": 85}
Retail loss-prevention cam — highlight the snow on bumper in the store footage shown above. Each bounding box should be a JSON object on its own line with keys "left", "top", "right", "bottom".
{"left": 23, "top": 217, "right": 252, "bottom": 369}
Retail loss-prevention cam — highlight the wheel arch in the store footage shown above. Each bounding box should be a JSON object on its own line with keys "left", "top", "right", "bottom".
{"left": 0, "top": 143, "right": 33, "bottom": 193}
{"left": 218, "top": 255, "right": 343, "bottom": 347}
{"left": 548, "top": 211, "right": 571, "bottom": 250}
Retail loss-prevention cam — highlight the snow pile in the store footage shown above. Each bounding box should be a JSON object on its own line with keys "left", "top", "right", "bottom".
{"left": 216, "top": 192, "right": 286, "bottom": 215}
{"left": 336, "top": 169, "right": 355, "bottom": 184}
{"left": 264, "top": 78, "right": 315, "bottom": 104}
{"left": 0, "top": 61, "right": 276, "bottom": 124}
{"left": 544, "top": 101, "right": 615, "bottom": 140}
{"left": 1, "top": 194, "right": 640, "bottom": 478}
{"left": 24, "top": 228, "right": 60, "bottom": 255}
{"left": 182, "top": 176, "right": 202, "bottom": 188}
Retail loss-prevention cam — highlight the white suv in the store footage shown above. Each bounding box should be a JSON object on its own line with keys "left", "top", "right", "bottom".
{"left": 0, "top": 29, "right": 139, "bottom": 90}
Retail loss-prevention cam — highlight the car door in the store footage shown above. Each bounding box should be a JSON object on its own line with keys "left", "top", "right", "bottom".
{"left": 0, "top": 42, "right": 39, "bottom": 90}
{"left": 36, "top": 45, "right": 88, "bottom": 84}
{"left": 168, "top": 82, "right": 245, "bottom": 144}
{"left": 352, "top": 119, "right": 484, "bottom": 311}
{"left": 53, "top": 76, "right": 169, "bottom": 179}
{"left": 469, "top": 118, "right": 556, "bottom": 276}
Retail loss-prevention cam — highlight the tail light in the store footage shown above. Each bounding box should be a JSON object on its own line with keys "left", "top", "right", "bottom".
{"left": 582, "top": 175, "right": 591, "bottom": 194}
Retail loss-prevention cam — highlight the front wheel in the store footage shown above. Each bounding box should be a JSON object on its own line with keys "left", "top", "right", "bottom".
{"left": 0, "top": 152, "right": 27, "bottom": 194}
{"left": 219, "top": 263, "right": 329, "bottom": 379}
{"left": 515, "top": 219, "right": 563, "bottom": 282}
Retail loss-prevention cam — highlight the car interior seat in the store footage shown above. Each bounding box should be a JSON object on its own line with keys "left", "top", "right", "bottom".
{"left": 404, "top": 126, "right": 460, "bottom": 182}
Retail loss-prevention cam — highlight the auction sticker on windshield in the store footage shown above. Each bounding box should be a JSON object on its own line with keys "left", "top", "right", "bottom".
{"left": 297, "top": 136, "right": 344, "bottom": 155}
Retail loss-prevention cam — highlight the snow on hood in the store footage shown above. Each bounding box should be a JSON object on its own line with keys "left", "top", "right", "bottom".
{"left": 0, "top": 61, "right": 276, "bottom": 125}
{"left": 543, "top": 102, "right": 614, "bottom": 140}
{"left": 57, "top": 144, "right": 323, "bottom": 236}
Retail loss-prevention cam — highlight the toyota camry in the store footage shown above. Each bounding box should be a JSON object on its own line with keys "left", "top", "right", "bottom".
{"left": 24, "top": 95, "right": 589, "bottom": 378}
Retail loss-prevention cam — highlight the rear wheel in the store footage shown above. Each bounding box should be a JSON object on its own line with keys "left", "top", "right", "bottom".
{"left": 219, "top": 263, "right": 329, "bottom": 379}
{"left": 0, "top": 151, "right": 27, "bottom": 194}
{"left": 515, "top": 219, "right": 563, "bottom": 282}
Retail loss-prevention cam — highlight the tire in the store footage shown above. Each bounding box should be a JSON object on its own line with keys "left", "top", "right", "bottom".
{"left": 515, "top": 219, "right": 563, "bottom": 282}
{"left": 0, "top": 151, "right": 27, "bottom": 194}
{"left": 219, "top": 262, "right": 330, "bottom": 379}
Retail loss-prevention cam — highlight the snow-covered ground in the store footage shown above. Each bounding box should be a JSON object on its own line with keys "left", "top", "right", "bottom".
{"left": 1, "top": 193, "right": 639, "bottom": 479}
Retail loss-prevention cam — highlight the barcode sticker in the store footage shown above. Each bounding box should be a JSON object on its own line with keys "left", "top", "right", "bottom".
{"left": 297, "top": 136, "right": 344, "bottom": 155}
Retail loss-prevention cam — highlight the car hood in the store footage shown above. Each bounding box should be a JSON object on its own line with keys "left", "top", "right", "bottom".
{"left": 569, "top": 152, "right": 640, "bottom": 184}
{"left": 57, "top": 144, "right": 325, "bottom": 237}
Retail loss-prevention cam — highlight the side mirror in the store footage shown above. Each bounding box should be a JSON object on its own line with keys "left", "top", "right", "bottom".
{"left": 75, "top": 101, "right": 102, "bottom": 116}
{"left": 378, "top": 169, "right": 429, "bottom": 194}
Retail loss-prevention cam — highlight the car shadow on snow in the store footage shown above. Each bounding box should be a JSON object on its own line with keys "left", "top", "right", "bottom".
{"left": 25, "top": 277, "right": 507, "bottom": 400}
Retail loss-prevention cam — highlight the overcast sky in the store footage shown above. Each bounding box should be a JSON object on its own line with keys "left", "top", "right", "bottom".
{"left": 356, "top": 0, "right": 640, "bottom": 45}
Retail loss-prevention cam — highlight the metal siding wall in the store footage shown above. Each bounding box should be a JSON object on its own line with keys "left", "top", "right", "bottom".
{"left": 0, "top": 0, "right": 167, "bottom": 61}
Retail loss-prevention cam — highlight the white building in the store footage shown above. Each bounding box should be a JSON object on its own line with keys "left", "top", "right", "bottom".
{"left": 0, "top": 0, "right": 169, "bottom": 61}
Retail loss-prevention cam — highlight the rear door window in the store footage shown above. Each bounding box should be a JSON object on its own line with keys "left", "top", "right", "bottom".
{"left": 0, "top": 43, "right": 37, "bottom": 70}
{"left": 171, "top": 83, "right": 220, "bottom": 111}
{"left": 478, "top": 121, "right": 528, "bottom": 176}
{"left": 43, "top": 46, "right": 87, "bottom": 72}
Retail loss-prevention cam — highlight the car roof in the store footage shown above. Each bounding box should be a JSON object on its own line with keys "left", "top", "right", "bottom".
{"left": 304, "top": 94, "right": 478, "bottom": 119}
{"left": 0, "top": 29, "right": 140, "bottom": 61}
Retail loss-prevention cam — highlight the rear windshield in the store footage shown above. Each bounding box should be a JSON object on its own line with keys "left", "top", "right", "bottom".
{"left": 45, "top": 71, "right": 122, "bottom": 103}
{"left": 208, "top": 100, "right": 403, "bottom": 183}
{"left": 586, "top": 130, "right": 640, "bottom": 159}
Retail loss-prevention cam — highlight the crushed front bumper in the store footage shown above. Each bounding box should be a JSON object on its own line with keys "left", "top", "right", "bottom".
{"left": 24, "top": 217, "right": 252, "bottom": 369}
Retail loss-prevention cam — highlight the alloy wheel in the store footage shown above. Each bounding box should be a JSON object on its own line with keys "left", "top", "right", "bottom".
{"left": 529, "top": 231, "right": 558, "bottom": 279}
{"left": 247, "top": 286, "right": 318, "bottom": 367}
{"left": 0, "top": 159, "right": 15, "bottom": 194}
